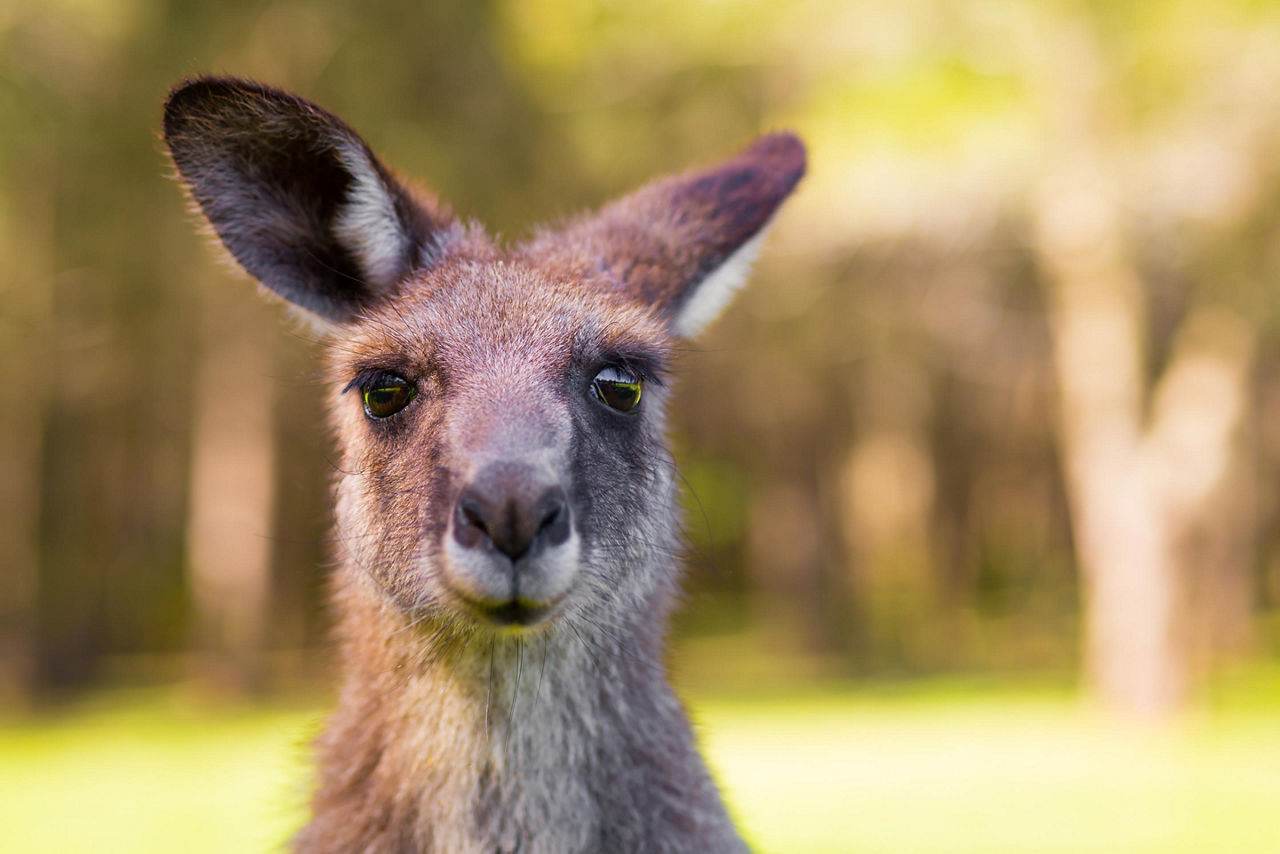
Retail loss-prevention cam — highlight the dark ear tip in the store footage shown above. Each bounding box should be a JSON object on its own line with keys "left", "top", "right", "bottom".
{"left": 741, "top": 132, "right": 807, "bottom": 186}
{"left": 164, "top": 76, "right": 243, "bottom": 139}
{"left": 165, "top": 76, "right": 242, "bottom": 112}
{"left": 165, "top": 74, "right": 279, "bottom": 103}
{"left": 162, "top": 76, "right": 294, "bottom": 141}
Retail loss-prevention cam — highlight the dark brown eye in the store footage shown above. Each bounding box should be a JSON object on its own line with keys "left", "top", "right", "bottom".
{"left": 591, "top": 366, "right": 643, "bottom": 413}
{"left": 362, "top": 374, "right": 417, "bottom": 419}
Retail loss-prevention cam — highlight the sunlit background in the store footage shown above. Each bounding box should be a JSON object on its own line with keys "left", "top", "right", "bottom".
{"left": 3, "top": 1, "right": 1280, "bottom": 852}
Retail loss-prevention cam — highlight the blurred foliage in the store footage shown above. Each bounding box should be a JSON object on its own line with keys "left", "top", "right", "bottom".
{"left": 1, "top": 0, "right": 1279, "bottom": 704}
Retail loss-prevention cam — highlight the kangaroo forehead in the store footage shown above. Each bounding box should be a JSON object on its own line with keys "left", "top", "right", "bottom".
{"left": 347, "top": 259, "right": 669, "bottom": 371}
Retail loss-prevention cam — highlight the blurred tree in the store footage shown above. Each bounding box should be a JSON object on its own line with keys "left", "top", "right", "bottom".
{"left": 0, "top": 157, "right": 54, "bottom": 704}
{"left": 184, "top": 276, "right": 278, "bottom": 693}
{"left": 1, "top": 0, "right": 1278, "bottom": 708}
{"left": 1030, "top": 11, "right": 1261, "bottom": 716}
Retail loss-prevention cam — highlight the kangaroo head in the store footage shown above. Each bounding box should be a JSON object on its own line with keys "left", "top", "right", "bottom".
{"left": 163, "top": 77, "right": 804, "bottom": 642}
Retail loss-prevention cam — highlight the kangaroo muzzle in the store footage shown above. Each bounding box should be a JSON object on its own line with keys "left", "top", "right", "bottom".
{"left": 453, "top": 462, "right": 571, "bottom": 561}
{"left": 443, "top": 472, "right": 579, "bottom": 626}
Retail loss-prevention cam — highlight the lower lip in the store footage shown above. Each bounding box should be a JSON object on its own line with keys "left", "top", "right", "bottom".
{"left": 483, "top": 600, "right": 553, "bottom": 627}
{"left": 447, "top": 585, "right": 569, "bottom": 630}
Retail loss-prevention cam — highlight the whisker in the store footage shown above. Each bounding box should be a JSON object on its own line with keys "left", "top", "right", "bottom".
{"left": 533, "top": 634, "right": 550, "bottom": 716}
{"left": 505, "top": 637, "right": 525, "bottom": 753}
{"left": 485, "top": 636, "right": 496, "bottom": 741}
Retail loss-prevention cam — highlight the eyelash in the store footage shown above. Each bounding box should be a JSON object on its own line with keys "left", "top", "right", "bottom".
{"left": 594, "top": 354, "right": 663, "bottom": 387}
{"left": 344, "top": 368, "right": 410, "bottom": 395}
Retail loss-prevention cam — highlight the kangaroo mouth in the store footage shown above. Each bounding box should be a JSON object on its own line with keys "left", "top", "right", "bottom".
{"left": 444, "top": 582, "right": 569, "bottom": 629}
{"left": 477, "top": 598, "right": 558, "bottom": 627}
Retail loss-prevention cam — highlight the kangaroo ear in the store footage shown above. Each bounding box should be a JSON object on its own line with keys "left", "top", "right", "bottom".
{"left": 163, "top": 77, "right": 453, "bottom": 324}
{"left": 559, "top": 133, "right": 805, "bottom": 337}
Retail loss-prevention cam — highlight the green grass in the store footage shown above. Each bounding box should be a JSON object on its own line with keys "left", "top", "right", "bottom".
{"left": 3, "top": 676, "right": 1279, "bottom": 853}
{"left": 0, "top": 691, "right": 316, "bottom": 853}
{"left": 698, "top": 682, "right": 1280, "bottom": 853}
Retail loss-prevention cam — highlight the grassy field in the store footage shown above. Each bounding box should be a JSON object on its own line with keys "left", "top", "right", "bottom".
{"left": 2, "top": 675, "right": 1278, "bottom": 853}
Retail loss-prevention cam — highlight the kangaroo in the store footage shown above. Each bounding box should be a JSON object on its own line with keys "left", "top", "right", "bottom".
{"left": 163, "top": 76, "right": 804, "bottom": 853}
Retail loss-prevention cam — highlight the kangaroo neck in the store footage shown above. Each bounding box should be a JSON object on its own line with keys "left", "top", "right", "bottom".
{"left": 299, "top": 572, "right": 743, "bottom": 854}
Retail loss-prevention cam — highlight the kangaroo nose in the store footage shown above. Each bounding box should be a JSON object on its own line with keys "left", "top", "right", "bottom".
{"left": 453, "top": 464, "right": 570, "bottom": 561}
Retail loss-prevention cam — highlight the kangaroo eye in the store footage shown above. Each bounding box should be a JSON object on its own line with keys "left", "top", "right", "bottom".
{"left": 591, "top": 366, "right": 643, "bottom": 413}
{"left": 362, "top": 374, "right": 417, "bottom": 419}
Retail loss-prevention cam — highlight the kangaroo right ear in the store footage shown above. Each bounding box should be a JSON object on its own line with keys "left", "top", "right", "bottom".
{"left": 539, "top": 133, "right": 805, "bottom": 338}
{"left": 163, "top": 77, "right": 453, "bottom": 324}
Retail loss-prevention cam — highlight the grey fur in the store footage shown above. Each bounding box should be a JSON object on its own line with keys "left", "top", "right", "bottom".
{"left": 162, "top": 76, "right": 804, "bottom": 853}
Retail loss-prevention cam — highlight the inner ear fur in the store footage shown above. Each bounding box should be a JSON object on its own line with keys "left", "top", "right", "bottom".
{"left": 541, "top": 133, "right": 806, "bottom": 337}
{"left": 163, "top": 76, "right": 454, "bottom": 324}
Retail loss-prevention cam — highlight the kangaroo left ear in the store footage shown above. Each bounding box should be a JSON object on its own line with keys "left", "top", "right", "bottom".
{"left": 550, "top": 133, "right": 805, "bottom": 337}
{"left": 163, "top": 77, "right": 455, "bottom": 325}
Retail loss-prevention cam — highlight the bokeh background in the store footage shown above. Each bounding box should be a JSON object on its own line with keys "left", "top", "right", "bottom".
{"left": 3, "top": 1, "right": 1280, "bottom": 852}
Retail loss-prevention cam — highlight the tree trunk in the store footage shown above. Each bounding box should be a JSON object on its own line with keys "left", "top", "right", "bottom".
{"left": 184, "top": 281, "right": 277, "bottom": 693}
{"left": 1032, "top": 21, "right": 1254, "bottom": 716}
{"left": 0, "top": 167, "right": 53, "bottom": 704}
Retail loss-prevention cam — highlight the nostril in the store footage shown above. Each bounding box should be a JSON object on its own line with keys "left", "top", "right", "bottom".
{"left": 459, "top": 497, "right": 486, "bottom": 529}
{"left": 451, "top": 474, "right": 571, "bottom": 560}
{"left": 537, "top": 489, "right": 571, "bottom": 547}
{"left": 453, "top": 496, "right": 491, "bottom": 550}
{"left": 536, "top": 494, "right": 563, "bottom": 529}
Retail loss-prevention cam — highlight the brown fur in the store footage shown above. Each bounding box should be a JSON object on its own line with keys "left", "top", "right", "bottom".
{"left": 163, "top": 77, "right": 804, "bottom": 853}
